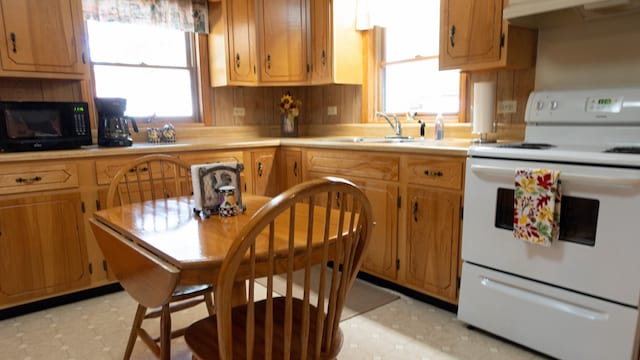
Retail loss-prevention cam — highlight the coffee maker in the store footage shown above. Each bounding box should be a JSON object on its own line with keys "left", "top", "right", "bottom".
{"left": 96, "top": 97, "right": 138, "bottom": 147}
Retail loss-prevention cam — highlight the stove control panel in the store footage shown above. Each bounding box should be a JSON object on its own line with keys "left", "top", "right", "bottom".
{"left": 526, "top": 87, "right": 640, "bottom": 124}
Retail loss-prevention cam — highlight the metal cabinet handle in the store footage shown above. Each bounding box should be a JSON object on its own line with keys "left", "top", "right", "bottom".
{"left": 449, "top": 25, "right": 456, "bottom": 48}
{"left": 235, "top": 53, "right": 241, "bottom": 68}
{"left": 293, "top": 161, "right": 298, "bottom": 177}
{"left": 15, "top": 176, "right": 42, "bottom": 184}
{"left": 266, "top": 54, "right": 272, "bottom": 69}
{"left": 321, "top": 49, "right": 326, "bottom": 65}
{"left": 257, "top": 161, "right": 263, "bottom": 177}
{"left": 129, "top": 166, "right": 149, "bottom": 173}
{"left": 413, "top": 201, "right": 419, "bottom": 222}
{"left": 10, "top": 32, "right": 16, "bottom": 52}
{"left": 424, "top": 169, "right": 443, "bottom": 177}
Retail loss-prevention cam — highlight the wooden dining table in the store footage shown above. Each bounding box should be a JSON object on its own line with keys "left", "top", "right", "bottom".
{"left": 89, "top": 193, "right": 346, "bottom": 312}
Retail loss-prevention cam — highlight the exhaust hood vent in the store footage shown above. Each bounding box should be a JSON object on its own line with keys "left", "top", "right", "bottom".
{"left": 504, "top": 0, "right": 640, "bottom": 27}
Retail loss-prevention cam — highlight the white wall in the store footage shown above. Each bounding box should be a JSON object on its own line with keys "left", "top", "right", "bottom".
{"left": 535, "top": 11, "right": 640, "bottom": 90}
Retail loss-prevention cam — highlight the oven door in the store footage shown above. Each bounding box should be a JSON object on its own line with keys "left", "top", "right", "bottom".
{"left": 461, "top": 156, "right": 640, "bottom": 307}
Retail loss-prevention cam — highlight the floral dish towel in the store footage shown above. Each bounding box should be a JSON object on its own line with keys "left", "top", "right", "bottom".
{"left": 513, "top": 168, "right": 562, "bottom": 247}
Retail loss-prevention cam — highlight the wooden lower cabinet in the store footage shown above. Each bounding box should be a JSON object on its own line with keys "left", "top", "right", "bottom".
{"left": 308, "top": 172, "right": 399, "bottom": 281}
{"left": 248, "top": 148, "right": 278, "bottom": 196}
{"left": 0, "top": 192, "right": 90, "bottom": 307}
{"left": 401, "top": 186, "right": 461, "bottom": 303}
{"left": 278, "top": 148, "right": 302, "bottom": 192}
{"left": 350, "top": 179, "right": 398, "bottom": 280}
{"left": 304, "top": 149, "right": 464, "bottom": 304}
{"left": 304, "top": 149, "right": 400, "bottom": 281}
{"left": 0, "top": 146, "right": 465, "bottom": 310}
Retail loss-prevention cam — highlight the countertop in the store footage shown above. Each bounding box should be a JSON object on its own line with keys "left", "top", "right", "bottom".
{"left": 0, "top": 136, "right": 471, "bottom": 163}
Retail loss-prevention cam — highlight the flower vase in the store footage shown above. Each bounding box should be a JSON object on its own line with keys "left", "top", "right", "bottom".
{"left": 281, "top": 112, "right": 298, "bottom": 137}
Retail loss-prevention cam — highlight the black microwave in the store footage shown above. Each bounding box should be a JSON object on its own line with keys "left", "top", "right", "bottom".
{"left": 0, "top": 101, "right": 92, "bottom": 152}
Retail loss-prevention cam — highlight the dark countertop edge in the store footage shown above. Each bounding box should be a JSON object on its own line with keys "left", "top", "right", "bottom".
{"left": 0, "top": 137, "right": 470, "bottom": 163}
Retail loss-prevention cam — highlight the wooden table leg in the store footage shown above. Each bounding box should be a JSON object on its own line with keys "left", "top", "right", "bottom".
{"left": 160, "top": 304, "right": 171, "bottom": 360}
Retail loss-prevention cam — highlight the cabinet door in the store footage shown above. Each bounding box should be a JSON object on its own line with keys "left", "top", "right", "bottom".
{"left": 439, "top": 0, "right": 502, "bottom": 69}
{"left": 226, "top": 0, "right": 258, "bottom": 83}
{"left": 279, "top": 149, "right": 302, "bottom": 192}
{"left": 403, "top": 186, "right": 460, "bottom": 303}
{"left": 0, "top": 0, "right": 86, "bottom": 77}
{"left": 356, "top": 179, "right": 398, "bottom": 280}
{"left": 310, "top": 0, "right": 331, "bottom": 83}
{"left": 0, "top": 192, "right": 89, "bottom": 306}
{"left": 251, "top": 149, "right": 278, "bottom": 196}
{"left": 307, "top": 172, "right": 398, "bottom": 280}
{"left": 258, "top": 0, "right": 308, "bottom": 83}
{"left": 309, "top": 0, "right": 362, "bottom": 85}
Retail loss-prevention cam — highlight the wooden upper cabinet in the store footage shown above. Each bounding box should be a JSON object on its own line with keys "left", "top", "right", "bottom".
{"left": 309, "top": 0, "right": 363, "bottom": 85}
{"left": 0, "top": 0, "right": 87, "bottom": 78}
{"left": 310, "top": 0, "right": 331, "bottom": 83}
{"left": 439, "top": 0, "right": 537, "bottom": 71}
{"left": 258, "top": 0, "right": 308, "bottom": 83}
{"left": 210, "top": 0, "right": 258, "bottom": 85}
{"left": 209, "top": 0, "right": 363, "bottom": 86}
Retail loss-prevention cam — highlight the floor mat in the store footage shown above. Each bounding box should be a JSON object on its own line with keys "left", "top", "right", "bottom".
{"left": 255, "top": 266, "right": 399, "bottom": 321}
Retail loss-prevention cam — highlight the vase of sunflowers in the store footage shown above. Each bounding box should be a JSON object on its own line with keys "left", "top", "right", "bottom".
{"left": 279, "top": 92, "right": 301, "bottom": 137}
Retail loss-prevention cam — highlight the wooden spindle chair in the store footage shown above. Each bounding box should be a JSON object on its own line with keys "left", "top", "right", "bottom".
{"left": 105, "top": 154, "right": 215, "bottom": 359}
{"left": 184, "top": 177, "right": 373, "bottom": 359}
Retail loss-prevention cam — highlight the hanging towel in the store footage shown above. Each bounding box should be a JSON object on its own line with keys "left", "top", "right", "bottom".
{"left": 513, "top": 168, "right": 562, "bottom": 247}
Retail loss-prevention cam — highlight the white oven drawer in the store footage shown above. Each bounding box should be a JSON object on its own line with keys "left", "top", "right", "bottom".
{"left": 458, "top": 262, "right": 639, "bottom": 360}
{"left": 461, "top": 157, "right": 640, "bottom": 306}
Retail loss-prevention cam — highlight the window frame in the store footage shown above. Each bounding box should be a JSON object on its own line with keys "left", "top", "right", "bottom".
{"left": 373, "top": 27, "right": 467, "bottom": 124}
{"left": 88, "top": 25, "right": 207, "bottom": 127}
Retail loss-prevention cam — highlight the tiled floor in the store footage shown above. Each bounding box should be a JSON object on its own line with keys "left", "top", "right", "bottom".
{"left": 0, "top": 283, "right": 550, "bottom": 360}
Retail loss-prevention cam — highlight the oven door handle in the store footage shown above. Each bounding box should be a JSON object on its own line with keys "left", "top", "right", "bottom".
{"left": 470, "top": 165, "right": 640, "bottom": 188}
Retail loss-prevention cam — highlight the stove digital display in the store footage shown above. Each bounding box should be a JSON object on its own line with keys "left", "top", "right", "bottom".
{"left": 586, "top": 96, "right": 623, "bottom": 113}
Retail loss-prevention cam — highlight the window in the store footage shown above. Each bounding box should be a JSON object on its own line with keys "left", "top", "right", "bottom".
{"left": 379, "top": 0, "right": 460, "bottom": 116}
{"left": 86, "top": 20, "right": 199, "bottom": 123}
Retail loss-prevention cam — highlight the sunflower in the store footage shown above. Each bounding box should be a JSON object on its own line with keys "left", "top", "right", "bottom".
{"left": 279, "top": 92, "right": 302, "bottom": 116}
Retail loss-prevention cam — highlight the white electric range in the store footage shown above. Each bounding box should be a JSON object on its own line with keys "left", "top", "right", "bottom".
{"left": 458, "top": 87, "right": 640, "bottom": 360}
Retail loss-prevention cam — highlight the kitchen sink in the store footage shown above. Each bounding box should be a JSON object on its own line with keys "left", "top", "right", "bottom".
{"left": 322, "top": 136, "right": 421, "bottom": 143}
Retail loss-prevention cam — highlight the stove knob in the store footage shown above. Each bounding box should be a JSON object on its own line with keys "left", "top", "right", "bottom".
{"left": 551, "top": 100, "right": 558, "bottom": 110}
{"left": 536, "top": 101, "right": 544, "bottom": 110}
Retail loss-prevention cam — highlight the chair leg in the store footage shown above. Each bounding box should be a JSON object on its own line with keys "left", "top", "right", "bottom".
{"left": 204, "top": 291, "right": 215, "bottom": 315}
{"left": 124, "top": 304, "right": 147, "bottom": 360}
{"left": 159, "top": 304, "right": 172, "bottom": 360}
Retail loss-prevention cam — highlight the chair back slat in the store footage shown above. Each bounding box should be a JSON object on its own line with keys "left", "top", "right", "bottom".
{"left": 106, "top": 154, "right": 193, "bottom": 209}
{"left": 202, "top": 177, "right": 373, "bottom": 360}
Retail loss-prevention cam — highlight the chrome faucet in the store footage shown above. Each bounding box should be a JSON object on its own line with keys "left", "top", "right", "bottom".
{"left": 375, "top": 111, "right": 402, "bottom": 137}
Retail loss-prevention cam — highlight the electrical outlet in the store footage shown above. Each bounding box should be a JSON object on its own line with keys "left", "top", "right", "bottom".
{"left": 497, "top": 100, "right": 517, "bottom": 114}
{"left": 232, "top": 107, "right": 246, "bottom": 116}
{"left": 327, "top": 106, "right": 338, "bottom": 116}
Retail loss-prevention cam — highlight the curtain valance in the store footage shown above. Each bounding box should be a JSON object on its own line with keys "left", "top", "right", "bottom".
{"left": 82, "top": 0, "right": 208, "bottom": 33}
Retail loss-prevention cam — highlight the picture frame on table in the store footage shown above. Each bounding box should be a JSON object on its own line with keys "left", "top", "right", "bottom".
{"left": 191, "top": 162, "right": 245, "bottom": 217}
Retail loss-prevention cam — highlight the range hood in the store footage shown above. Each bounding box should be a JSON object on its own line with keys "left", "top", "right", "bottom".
{"left": 504, "top": 0, "right": 640, "bottom": 25}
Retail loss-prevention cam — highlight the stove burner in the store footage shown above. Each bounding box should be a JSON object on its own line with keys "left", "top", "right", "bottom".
{"left": 498, "top": 143, "right": 555, "bottom": 150}
{"left": 604, "top": 146, "right": 640, "bottom": 154}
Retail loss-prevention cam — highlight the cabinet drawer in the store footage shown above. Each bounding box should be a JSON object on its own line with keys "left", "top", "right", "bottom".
{"left": 179, "top": 151, "right": 244, "bottom": 167}
{"left": 405, "top": 156, "right": 464, "bottom": 190}
{"left": 0, "top": 163, "right": 79, "bottom": 195}
{"left": 95, "top": 156, "right": 179, "bottom": 185}
{"left": 96, "top": 157, "right": 137, "bottom": 185}
{"left": 306, "top": 150, "right": 399, "bottom": 181}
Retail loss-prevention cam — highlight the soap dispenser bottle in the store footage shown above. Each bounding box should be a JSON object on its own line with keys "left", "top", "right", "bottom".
{"left": 434, "top": 113, "right": 444, "bottom": 140}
